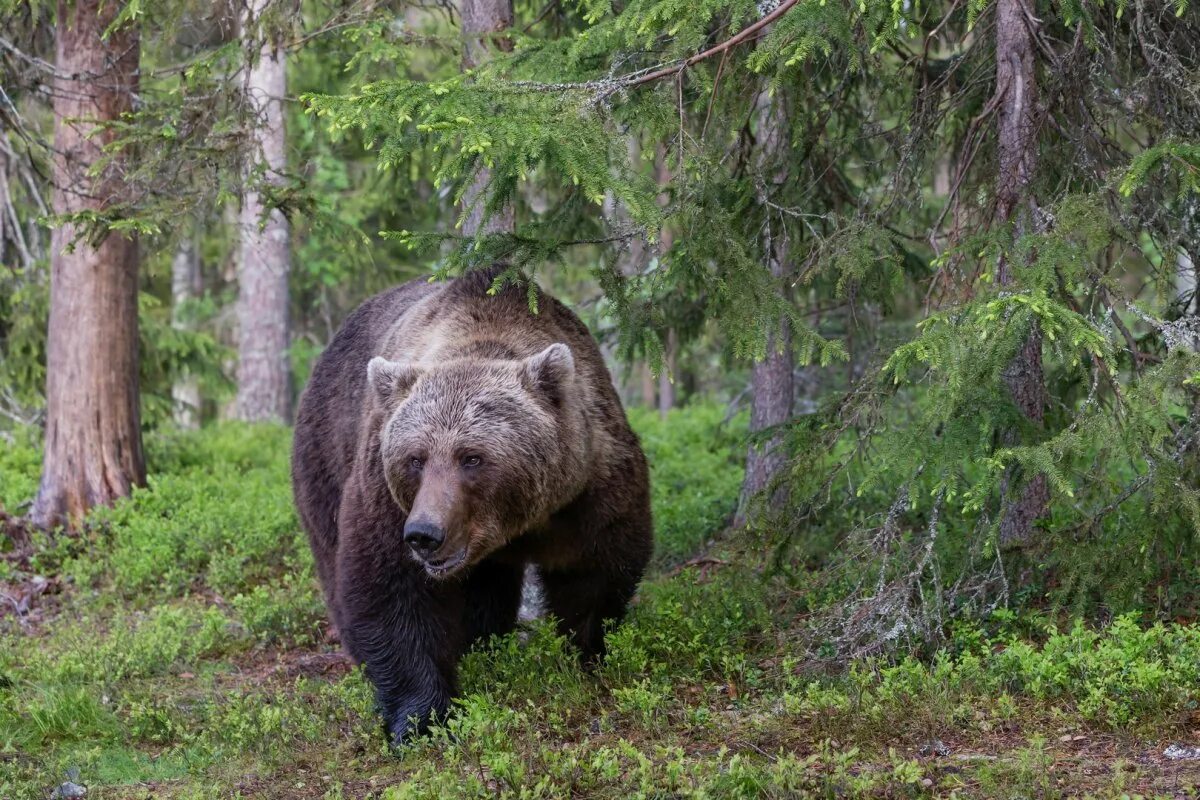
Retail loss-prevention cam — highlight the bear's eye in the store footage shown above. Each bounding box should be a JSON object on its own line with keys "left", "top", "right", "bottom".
{"left": 409, "top": 456, "right": 425, "bottom": 471}
{"left": 461, "top": 454, "right": 482, "bottom": 469}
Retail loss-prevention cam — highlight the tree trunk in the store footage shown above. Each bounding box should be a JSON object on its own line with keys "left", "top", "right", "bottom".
{"left": 639, "top": 364, "right": 657, "bottom": 408}
{"left": 1175, "top": 244, "right": 1199, "bottom": 356}
{"left": 995, "top": 0, "right": 1049, "bottom": 545}
{"left": 460, "top": 0, "right": 515, "bottom": 237}
{"left": 32, "top": 0, "right": 144, "bottom": 529}
{"left": 658, "top": 329, "right": 677, "bottom": 418}
{"left": 603, "top": 136, "right": 656, "bottom": 407}
{"left": 172, "top": 235, "right": 202, "bottom": 429}
{"left": 1180, "top": 249, "right": 1197, "bottom": 316}
{"left": 737, "top": 84, "right": 794, "bottom": 524}
{"left": 1177, "top": 195, "right": 1197, "bottom": 329}
{"left": 653, "top": 145, "right": 677, "bottom": 417}
{"left": 235, "top": 0, "right": 291, "bottom": 422}
{"left": 933, "top": 154, "right": 952, "bottom": 197}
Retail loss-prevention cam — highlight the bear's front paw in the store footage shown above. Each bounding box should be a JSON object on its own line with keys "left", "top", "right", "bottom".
{"left": 386, "top": 694, "right": 449, "bottom": 748}
{"left": 386, "top": 711, "right": 431, "bottom": 748}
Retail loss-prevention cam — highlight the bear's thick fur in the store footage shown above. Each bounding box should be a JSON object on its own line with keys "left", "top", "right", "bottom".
{"left": 292, "top": 266, "right": 653, "bottom": 742}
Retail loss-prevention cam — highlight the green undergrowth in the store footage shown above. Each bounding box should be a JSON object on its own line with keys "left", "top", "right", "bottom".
{"left": 0, "top": 407, "right": 1198, "bottom": 798}
{"left": 0, "top": 426, "right": 40, "bottom": 514}
{"left": 626, "top": 404, "right": 747, "bottom": 567}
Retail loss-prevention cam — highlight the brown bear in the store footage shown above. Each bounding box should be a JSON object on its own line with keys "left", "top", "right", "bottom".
{"left": 291, "top": 265, "right": 653, "bottom": 743}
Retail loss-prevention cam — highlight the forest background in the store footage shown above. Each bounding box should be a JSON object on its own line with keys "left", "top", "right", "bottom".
{"left": 1, "top": 0, "right": 1199, "bottom": 796}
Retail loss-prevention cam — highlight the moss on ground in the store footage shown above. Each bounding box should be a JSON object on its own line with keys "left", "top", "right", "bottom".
{"left": 1, "top": 412, "right": 1199, "bottom": 798}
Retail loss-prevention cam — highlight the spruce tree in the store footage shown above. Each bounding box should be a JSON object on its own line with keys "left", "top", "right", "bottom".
{"left": 306, "top": 0, "right": 1199, "bottom": 639}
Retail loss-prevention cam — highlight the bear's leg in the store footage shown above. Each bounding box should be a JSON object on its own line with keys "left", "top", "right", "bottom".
{"left": 539, "top": 565, "right": 641, "bottom": 662}
{"left": 463, "top": 560, "right": 524, "bottom": 647}
{"left": 337, "top": 543, "right": 466, "bottom": 745}
{"left": 293, "top": 468, "right": 344, "bottom": 633}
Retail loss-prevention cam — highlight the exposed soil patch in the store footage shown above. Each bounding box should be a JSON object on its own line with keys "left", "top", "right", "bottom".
{"left": 0, "top": 510, "right": 65, "bottom": 633}
{"left": 0, "top": 507, "right": 33, "bottom": 567}
{"left": 230, "top": 644, "right": 354, "bottom": 683}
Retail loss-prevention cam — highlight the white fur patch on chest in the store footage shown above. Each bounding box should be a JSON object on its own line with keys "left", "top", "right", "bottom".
{"left": 517, "top": 564, "right": 544, "bottom": 622}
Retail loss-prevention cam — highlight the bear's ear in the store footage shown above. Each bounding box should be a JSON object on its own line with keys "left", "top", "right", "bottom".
{"left": 367, "top": 357, "right": 422, "bottom": 407}
{"left": 522, "top": 343, "right": 574, "bottom": 407}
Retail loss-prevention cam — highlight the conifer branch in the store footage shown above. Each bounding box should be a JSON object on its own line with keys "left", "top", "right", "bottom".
{"left": 505, "top": 0, "right": 799, "bottom": 102}
{"left": 523, "top": 0, "right": 560, "bottom": 33}
{"left": 615, "top": 0, "right": 799, "bottom": 92}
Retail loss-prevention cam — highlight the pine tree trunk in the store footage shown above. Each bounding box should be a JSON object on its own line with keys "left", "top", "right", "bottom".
{"left": 1175, "top": 244, "right": 1199, "bottom": 356}
{"left": 639, "top": 364, "right": 657, "bottom": 408}
{"left": 738, "top": 84, "right": 795, "bottom": 524}
{"left": 172, "top": 235, "right": 202, "bottom": 429}
{"left": 658, "top": 329, "right": 677, "bottom": 419}
{"left": 1177, "top": 203, "right": 1197, "bottom": 325}
{"left": 235, "top": 0, "right": 291, "bottom": 422}
{"left": 653, "top": 145, "right": 677, "bottom": 417}
{"left": 31, "top": 0, "right": 144, "bottom": 529}
{"left": 460, "top": 0, "right": 515, "bottom": 237}
{"left": 603, "top": 136, "right": 655, "bottom": 406}
{"left": 995, "top": 0, "right": 1049, "bottom": 545}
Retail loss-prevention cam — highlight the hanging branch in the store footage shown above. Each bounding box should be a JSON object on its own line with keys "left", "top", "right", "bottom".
{"left": 504, "top": 0, "right": 800, "bottom": 102}
{"left": 613, "top": 0, "right": 799, "bottom": 93}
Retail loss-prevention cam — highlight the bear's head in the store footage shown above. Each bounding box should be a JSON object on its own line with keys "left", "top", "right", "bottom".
{"left": 367, "top": 343, "right": 583, "bottom": 578}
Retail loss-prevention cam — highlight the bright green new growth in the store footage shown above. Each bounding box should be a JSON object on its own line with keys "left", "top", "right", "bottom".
{"left": 4, "top": 417, "right": 1200, "bottom": 797}
{"left": 1, "top": 0, "right": 1198, "bottom": 755}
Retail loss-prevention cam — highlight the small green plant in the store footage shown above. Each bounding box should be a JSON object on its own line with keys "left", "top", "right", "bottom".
{"left": 2, "top": 410, "right": 1200, "bottom": 798}
{"left": 0, "top": 427, "right": 40, "bottom": 512}
{"left": 232, "top": 574, "right": 325, "bottom": 646}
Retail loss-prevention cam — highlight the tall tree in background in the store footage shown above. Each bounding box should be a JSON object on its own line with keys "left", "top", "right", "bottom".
{"left": 460, "top": 0, "right": 514, "bottom": 237}
{"left": 171, "top": 233, "right": 202, "bottom": 429}
{"left": 994, "top": 0, "right": 1048, "bottom": 545}
{"left": 654, "top": 150, "right": 677, "bottom": 418}
{"left": 31, "top": 0, "right": 144, "bottom": 528}
{"left": 739, "top": 84, "right": 794, "bottom": 520}
{"left": 604, "top": 137, "right": 658, "bottom": 408}
{"left": 235, "top": 0, "right": 292, "bottom": 422}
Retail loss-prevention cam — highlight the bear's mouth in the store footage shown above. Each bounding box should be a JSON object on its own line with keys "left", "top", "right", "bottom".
{"left": 421, "top": 549, "right": 468, "bottom": 578}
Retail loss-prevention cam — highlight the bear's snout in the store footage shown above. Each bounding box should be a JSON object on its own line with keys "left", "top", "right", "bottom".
{"left": 403, "top": 520, "right": 445, "bottom": 556}
{"left": 403, "top": 464, "right": 472, "bottom": 575}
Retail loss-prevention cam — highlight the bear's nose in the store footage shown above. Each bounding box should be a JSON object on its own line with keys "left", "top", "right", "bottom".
{"left": 403, "top": 520, "right": 445, "bottom": 557}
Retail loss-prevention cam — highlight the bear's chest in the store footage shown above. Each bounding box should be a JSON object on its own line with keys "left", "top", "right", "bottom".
{"left": 489, "top": 491, "right": 594, "bottom": 570}
{"left": 490, "top": 524, "right": 581, "bottom": 571}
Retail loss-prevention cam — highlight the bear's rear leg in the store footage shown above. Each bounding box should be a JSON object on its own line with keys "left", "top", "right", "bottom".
{"left": 540, "top": 566, "right": 640, "bottom": 662}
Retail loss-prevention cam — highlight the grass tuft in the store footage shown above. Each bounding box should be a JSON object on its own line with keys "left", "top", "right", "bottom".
{"left": 0, "top": 408, "right": 1198, "bottom": 797}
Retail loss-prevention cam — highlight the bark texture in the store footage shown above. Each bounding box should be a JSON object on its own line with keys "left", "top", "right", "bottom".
{"left": 172, "top": 236, "right": 202, "bottom": 429}
{"left": 639, "top": 364, "right": 657, "bottom": 408}
{"left": 603, "top": 136, "right": 657, "bottom": 408}
{"left": 32, "top": 0, "right": 144, "bottom": 529}
{"left": 657, "top": 329, "right": 678, "bottom": 419}
{"left": 460, "top": 0, "right": 515, "bottom": 237}
{"left": 995, "top": 0, "right": 1049, "bottom": 545}
{"left": 653, "top": 146, "right": 677, "bottom": 417}
{"left": 235, "top": 0, "right": 291, "bottom": 422}
{"left": 738, "top": 85, "right": 794, "bottom": 522}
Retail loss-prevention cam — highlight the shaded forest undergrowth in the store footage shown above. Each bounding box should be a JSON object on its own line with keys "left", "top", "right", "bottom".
{"left": 2, "top": 408, "right": 1200, "bottom": 798}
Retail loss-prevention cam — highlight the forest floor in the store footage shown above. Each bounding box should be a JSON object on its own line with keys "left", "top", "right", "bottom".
{"left": 2, "top": 410, "right": 1200, "bottom": 799}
